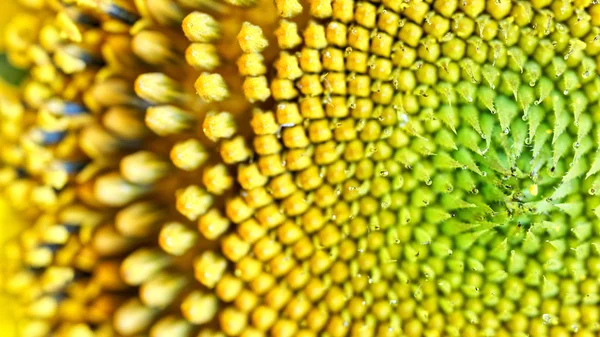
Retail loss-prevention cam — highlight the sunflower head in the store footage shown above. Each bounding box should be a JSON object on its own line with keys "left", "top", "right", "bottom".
{"left": 2, "top": 0, "right": 600, "bottom": 337}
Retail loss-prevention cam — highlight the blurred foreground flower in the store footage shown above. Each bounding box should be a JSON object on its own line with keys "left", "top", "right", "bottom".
{"left": 2, "top": 0, "right": 600, "bottom": 337}
{"left": 0, "top": 3, "right": 30, "bottom": 337}
{"left": 1, "top": 199, "right": 24, "bottom": 337}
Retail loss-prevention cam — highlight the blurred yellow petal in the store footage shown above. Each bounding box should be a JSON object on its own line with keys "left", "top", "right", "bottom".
{"left": 0, "top": 198, "right": 24, "bottom": 337}
{"left": 0, "top": 1, "right": 21, "bottom": 50}
{"left": 0, "top": 5, "right": 25, "bottom": 337}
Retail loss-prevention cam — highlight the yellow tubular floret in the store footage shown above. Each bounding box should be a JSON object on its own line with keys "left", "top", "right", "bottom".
{"left": 195, "top": 73, "right": 229, "bottom": 102}
{"left": 170, "top": 138, "right": 208, "bottom": 171}
{"left": 186, "top": 43, "right": 220, "bottom": 70}
{"left": 158, "top": 222, "right": 198, "bottom": 256}
{"left": 182, "top": 12, "right": 221, "bottom": 43}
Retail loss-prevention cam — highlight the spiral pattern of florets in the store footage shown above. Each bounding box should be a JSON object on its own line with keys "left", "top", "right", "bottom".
{"left": 2, "top": 1, "right": 600, "bottom": 337}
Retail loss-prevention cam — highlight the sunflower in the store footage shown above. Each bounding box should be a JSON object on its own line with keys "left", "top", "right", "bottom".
{"left": 2, "top": 0, "right": 600, "bottom": 336}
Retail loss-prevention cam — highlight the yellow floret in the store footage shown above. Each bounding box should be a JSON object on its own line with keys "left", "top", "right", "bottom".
{"left": 202, "top": 111, "right": 237, "bottom": 142}
{"left": 158, "top": 222, "right": 198, "bottom": 256}
{"left": 202, "top": 164, "right": 233, "bottom": 195}
{"left": 182, "top": 12, "right": 220, "bottom": 43}
{"left": 220, "top": 135, "right": 252, "bottom": 164}
{"left": 181, "top": 291, "right": 219, "bottom": 324}
{"left": 237, "top": 53, "right": 267, "bottom": 76}
{"left": 185, "top": 43, "right": 220, "bottom": 71}
{"left": 274, "top": 0, "right": 303, "bottom": 18}
{"left": 170, "top": 138, "right": 208, "bottom": 171}
{"left": 175, "top": 185, "right": 213, "bottom": 221}
{"left": 237, "top": 22, "right": 269, "bottom": 53}
{"left": 243, "top": 76, "right": 271, "bottom": 102}
{"left": 275, "top": 20, "right": 302, "bottom": 49}
{"left": 195, "top": 73, "right": 229, "bottom": 102}
{"left": 193, "top": 251, "right": 227, "bottom": 288}
{"left": 275, "top": 52, "right": 303, "bottom": 80}
{"left": 198, "top": 209, "right": 230, "bottom": 240}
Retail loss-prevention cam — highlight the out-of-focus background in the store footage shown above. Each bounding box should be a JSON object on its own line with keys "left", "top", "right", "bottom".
{"left": 0, "top": 2, "right": 26, "bottom": 337}
{"left": 1, "top": 200, "right": 22, "bottom": 337}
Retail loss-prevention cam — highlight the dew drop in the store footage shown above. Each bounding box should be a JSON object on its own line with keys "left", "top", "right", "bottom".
{"left": 425, "top": 179, "right": 432, "bottom": 186}
{"left": 399, "top": 113, "right": 409, "bottom": 127}
{"left": 542, "top": 314, "right": 551, "bottom": 324}
{"left": 589, "top": 188, "right": 596, "bottom": 195}
{"left": 380, "top": 170, "right": 389, "bottom": 177}
{"left": 503, "top": 128, "right": 510, "bottom": 135}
